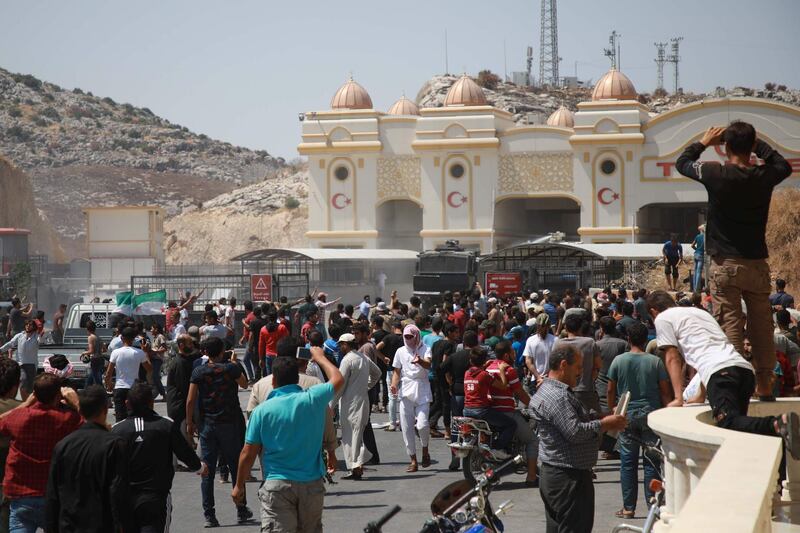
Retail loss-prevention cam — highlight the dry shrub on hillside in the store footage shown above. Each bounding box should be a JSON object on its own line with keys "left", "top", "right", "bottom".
{"left": 766, "top": 187, "right": 800, "bottom": 290}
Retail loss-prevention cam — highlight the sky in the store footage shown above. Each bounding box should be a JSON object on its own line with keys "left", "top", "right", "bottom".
{"left": 2, "top": 0, "right": 799, "bottom": 159}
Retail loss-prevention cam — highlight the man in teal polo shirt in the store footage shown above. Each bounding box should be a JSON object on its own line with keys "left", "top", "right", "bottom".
{"left": 232, "top": 346, "right": 343, "bottom": 532}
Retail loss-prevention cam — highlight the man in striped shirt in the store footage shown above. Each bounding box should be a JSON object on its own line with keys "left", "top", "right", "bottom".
{"left": 487, "top": 341, "right": 538, "bottom": 486}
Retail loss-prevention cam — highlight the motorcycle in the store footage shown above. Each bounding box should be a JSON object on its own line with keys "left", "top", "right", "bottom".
{"left": 363, "top": 455, "right": 524, "bottom": 533}
{"left": 421, "top": 454, "right": 523, "bottom": 533}
{"left": 449, "top": 411, "right": 533, "bottom": 483}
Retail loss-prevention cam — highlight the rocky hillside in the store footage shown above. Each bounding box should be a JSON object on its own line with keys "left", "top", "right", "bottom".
{"left": 0, "top": 157, "right": 64, "bottom": 261}
{"left": 164, "top": 164, "right": 309, "bottom": 264}
{"left": 417, "top": 74, "right": 800, "bottom": 123}
{"left": 0, "top": 67, "right": 288, "bottom": 258}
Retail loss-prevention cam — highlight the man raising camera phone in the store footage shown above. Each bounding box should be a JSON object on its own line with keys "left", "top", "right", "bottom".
{"left": 676, "top": 121, "right": 793, "bottom": 399}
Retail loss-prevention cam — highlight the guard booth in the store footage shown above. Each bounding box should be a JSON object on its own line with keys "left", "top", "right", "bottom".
{"left": 478, "top": 242, "right": 672, "bottom": 294}
{"left": 231, "top": 248, "right": 418, "bottom": 304}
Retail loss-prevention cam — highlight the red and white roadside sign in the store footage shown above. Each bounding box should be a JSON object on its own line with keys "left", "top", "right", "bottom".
{"left": 251, "top": 274, "right": 273, "bottom": 302}
{"left": 485, "top": 272, "right": 522, "bottom": 297}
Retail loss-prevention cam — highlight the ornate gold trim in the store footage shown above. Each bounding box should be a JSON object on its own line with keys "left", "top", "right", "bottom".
{"left": 576, "top": 100, "right": 649, "bottom": 111}
{"left": 495, "top": 192, "right": 583, "bottom": 205}
{"left": 578, "top": 226, "right": 639, "bottom": 235}
{"left": 420, "top": 106, "right": 513, "bottom": 119}
{"left": 297, "top": 141, "right": 383, "bottom": 154}
{"left": 497, "top": 126, "right": 573, "bottom": 137}
{"left": 569, "top": 133, "right": 645, "bottom": 145}
{"left": 412, "top": 138, "right": 500, "bottom": 150}
{"left": 642, "top": 97, "right": 800, "bottom": 131}
{"left": 639, "top": 131, "right": 800, "bottom": 181}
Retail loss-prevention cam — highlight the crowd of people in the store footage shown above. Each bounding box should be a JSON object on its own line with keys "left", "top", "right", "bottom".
{"left": 0, "top": 120, "right": 796, "bottom": 532}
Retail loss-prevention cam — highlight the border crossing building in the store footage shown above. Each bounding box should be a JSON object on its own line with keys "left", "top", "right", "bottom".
{"left": 298, "top": 69, "right": 800, "bottom": 253}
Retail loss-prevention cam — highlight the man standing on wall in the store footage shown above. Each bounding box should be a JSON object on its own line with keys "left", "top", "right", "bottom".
{"left": 677, "top": 122, "right": 793, "bottom": 399}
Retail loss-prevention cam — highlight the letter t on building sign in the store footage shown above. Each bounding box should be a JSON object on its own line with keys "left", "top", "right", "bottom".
{"left": 251, "top": 274, "right": 273, "bottom": 302}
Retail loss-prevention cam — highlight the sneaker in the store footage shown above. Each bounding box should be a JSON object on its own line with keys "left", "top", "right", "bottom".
{"left": 204, "top": 516, "right": 220, "bottom": 528}
{"left": 237, "top": 506, "right": 254, "bottom": 524}
{"left": 384, "top": 425, "right": 397, "bottom": 432}
{"left": 219, "top": 472, "right": 230, "bottom": 484}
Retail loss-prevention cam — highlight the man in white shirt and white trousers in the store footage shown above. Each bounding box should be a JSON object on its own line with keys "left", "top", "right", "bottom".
{"left": 390, "top": 325, "right": 433, "bottom": 472}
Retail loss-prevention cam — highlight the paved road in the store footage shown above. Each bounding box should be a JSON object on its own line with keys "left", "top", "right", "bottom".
{"left": 149, "top": 390, "right": 653, "bottom": 532}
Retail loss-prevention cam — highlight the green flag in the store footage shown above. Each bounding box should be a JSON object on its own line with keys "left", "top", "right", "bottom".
{"left": 113, "top": 291, "right": 133, "bottom": 315}
{"left": 132, "top": 289, "right": 167, "bottom": 315}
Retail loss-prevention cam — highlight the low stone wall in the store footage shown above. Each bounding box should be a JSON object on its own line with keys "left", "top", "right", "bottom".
{"left": 649, "top": 400, "right": 800, "bottom": 532}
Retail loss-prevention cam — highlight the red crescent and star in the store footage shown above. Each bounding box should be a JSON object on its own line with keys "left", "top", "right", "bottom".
{"left": 331, "top": 193, "right": 351, "bottom": 209}
{"left": 447, "top": 191, "right": 468, "bottom": 208}
{"left": 597, "top": 187, "right": 620, "bottom": 205}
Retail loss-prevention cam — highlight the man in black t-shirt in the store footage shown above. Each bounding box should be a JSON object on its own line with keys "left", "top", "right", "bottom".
{"left": 441, "top": 330, "right": 478, "bottom": 470}
{"left": 247, "top": 304, "right": 268, "bottom": 381}
{"left": 185, "top": 337, "right": 252, "bottom": 527}
{"left": 376, "top": 321, "right": 404, "bottom": 431}
{"left": 677, "top": 121, "right": 792, "bottom": 398}
{"left": 429, "top": 323, "right": 458, "bottom": 439}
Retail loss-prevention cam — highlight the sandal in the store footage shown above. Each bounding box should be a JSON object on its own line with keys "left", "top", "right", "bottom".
{"left": 421, "top": 454, "right": 431, "bottom": 468}
{"left": 406, "top": 463, "right": 418, "bottom": 473}
{"left": 615, "top": 509, "right": 635, "bottom": 519}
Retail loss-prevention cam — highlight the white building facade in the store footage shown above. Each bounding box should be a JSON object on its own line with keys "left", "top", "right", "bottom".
{"left": 299, "top": 70, "right": 800, "bottom": 253}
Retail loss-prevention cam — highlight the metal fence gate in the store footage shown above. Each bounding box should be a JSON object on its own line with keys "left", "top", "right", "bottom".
{"left": 274, "top": 273, "right": 309, "bottom": 302}
{"left": 130, "top": 274, "right": 251, "bottom": 308}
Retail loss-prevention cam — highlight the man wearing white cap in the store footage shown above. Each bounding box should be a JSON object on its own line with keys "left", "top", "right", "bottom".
{"left": 336, "top": 333, "right": 381, "bottom": 480}
{"left": 524, "top": 314, "right": 556, "bottom": 392}
{"left": 390, "top": 325, "right": 433, "bottom": 472}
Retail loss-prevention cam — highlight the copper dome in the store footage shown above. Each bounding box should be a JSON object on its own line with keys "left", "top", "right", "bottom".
{"left": 387, "top": 95, "right": 420, "bottom": 116}
{"left": 443, "top": 75, "right": 487, "bottom": 107}
{"left": 546, "top": 106, "right": 574, "bottom": 128}
{"left": 331, "top": 77, "right": 373, "bottom": 110}
{"left": 591, "top": 69, "right": 637, "bottom": 101}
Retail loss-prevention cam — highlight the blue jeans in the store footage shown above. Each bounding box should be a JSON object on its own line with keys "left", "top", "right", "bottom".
{"left": 463, "top": 407, "right": 515, "bottom": 451}
{"left": 693, "top": 254, "right": 704, "bottom": 290}
{"left": 618, "top": 407, "right": 661, "bottom": 512}
{"left": 85, "top": 358, "right": 105, "bottom": 387}
{"left": 9, "top": 497, "right": 45, "bottom": 533}
{"left": 199, "top": 420, "right": 245, "bottom": 518}
{"left": 242, "top": 347, "right": 256, "bottom": 381}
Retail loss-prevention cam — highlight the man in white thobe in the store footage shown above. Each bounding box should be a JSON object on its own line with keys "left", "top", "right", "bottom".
{"left": 391, "top": 324, "right": 433, "bottom": 472}
{"left": 336, "top": 333, "right": 381, "bottom": 480}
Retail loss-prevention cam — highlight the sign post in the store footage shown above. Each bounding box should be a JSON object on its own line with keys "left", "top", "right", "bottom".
{"left": 250, "top": 274, "right": 273, "bottom": 302}
{"left": 485, "top": 272, "right": 522, "bottom": 297}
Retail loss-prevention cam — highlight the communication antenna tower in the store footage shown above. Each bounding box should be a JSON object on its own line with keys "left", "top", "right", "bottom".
{"left": 654, "top": 42, "right": 668, "bottom": 92}
{"left": 604, "top": 30, "right": 621, "bottom": 70}
{"left": 668, "top": 37, "right": 683, "bottom": 93}
{"left": 539, "top": 0, "right": 559, "bottom": 87}
{"left": 526, "top": 46, "right": 534, "bottom": 87}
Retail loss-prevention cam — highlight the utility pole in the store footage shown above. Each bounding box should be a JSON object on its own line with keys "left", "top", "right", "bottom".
{"left": 604, "top": 30, "right": 621, "bottom": 69}
{"left": 668, "top": 37, "right": 683, "bottom": 93}
{"left": 654, "top": 42, "right": 668, "bottom": 92}
{"left": 539, "top": 0, "right": 559, "bottom": 87}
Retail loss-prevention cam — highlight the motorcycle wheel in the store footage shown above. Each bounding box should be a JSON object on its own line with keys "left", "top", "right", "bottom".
{"left": 463, "top": 448, "right": 491, "bottom": 484}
